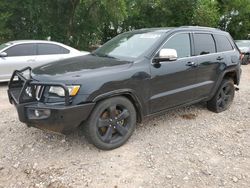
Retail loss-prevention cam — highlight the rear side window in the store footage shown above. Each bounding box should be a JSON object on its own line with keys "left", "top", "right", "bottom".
{"left": 194, "top": 34, "right": 216, "bottom": 56}
{"left": 163, "top": 33, "right": 191, "bottom": 58}
{"left": 4, "top": 44, "right": 36, "bottom": 57}
{"left": 37, "top": 43, "right": 70, "bottom": 55}
{"left": 214, "top": 34, "right": 233, "bottom": 52}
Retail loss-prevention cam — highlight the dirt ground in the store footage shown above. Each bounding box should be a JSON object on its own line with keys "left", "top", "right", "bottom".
{"left": 0, "top": 66, "right": 249, "bottom": 188}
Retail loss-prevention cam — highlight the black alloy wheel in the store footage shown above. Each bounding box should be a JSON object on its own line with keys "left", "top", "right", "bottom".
{"left": 97, "top": 105, "right": 130, "bottom": 144}
{"left": 216, "top": 84, "right": 234, "bottom": 111}
{"left": 207, "top": 79, "right": 235, "bottom": 113}
{"left": 84, "top": 97, "right": 136, "bottom": 150}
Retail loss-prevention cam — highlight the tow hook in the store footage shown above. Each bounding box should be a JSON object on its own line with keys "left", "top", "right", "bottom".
{"left": 235, "top": 86, "right": 239, "bottom": 91}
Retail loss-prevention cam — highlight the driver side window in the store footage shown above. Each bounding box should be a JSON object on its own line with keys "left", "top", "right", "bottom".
{"left": 163, "top": 33, "right": 191, "bottom": 59}
{"left": 4, "top": 44, "right": 36, "bottom": 57}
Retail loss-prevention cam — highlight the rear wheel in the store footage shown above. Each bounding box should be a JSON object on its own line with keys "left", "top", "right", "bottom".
{"left": 207, "top": 79, "right": 235, "bottom": 113}
{"left": 84, "top": 96, "right": 136, "bottom": 150}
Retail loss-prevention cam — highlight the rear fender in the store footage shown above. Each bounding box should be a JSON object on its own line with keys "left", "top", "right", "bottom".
{"left": 208, "top": 66, "right": 241, "bottom": 100}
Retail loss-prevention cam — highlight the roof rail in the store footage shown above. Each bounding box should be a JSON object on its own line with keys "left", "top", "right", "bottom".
{"left": 179, "top": 26, "right": 222, "bottom": 31}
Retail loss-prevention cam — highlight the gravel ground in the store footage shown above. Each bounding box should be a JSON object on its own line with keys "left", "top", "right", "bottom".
{"left": 0, "top": 66, "right": 249, "bottom": 188}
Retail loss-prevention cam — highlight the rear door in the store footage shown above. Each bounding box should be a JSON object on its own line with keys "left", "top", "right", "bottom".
{"left": 191, "top": 33, "right": 221, "bottom": 99}
{"left": 149, "top": 32, "right": 198, "bottom": 113}
{"left": 0, "top": 43, "right": 37, "bottom": 81}
{"left": 213, "top": 34, "right": 236, "bottom": 66}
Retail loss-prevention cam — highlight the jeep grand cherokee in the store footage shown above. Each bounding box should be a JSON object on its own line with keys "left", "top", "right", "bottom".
{"left": 8, "top": 26, "right": 241, "bottom": 150}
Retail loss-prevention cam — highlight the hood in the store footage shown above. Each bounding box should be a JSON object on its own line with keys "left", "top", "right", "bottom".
{"left": 239, "top": 47, "right": 250, "bottom": 53}
{"left": 32, "top": 54, "right": 132, "bottom": 81}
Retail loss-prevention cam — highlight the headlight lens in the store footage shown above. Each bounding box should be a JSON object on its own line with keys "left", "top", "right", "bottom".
{"left": 49, "top": 85, "right": 80, "bottom": 97}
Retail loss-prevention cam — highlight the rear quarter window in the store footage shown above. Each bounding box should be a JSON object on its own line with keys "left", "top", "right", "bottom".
{"left": 193, "top": 33, "right": 216, "bottom": 56}
{"left": 37, "top": 43, "right": 70, "bottom": 55}
{"left": 214, "top": 34, "right": 233, "bottom": 52}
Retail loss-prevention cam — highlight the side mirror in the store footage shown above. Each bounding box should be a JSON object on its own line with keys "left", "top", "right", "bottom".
{"left": 0, "top": 52, "right": 7, "bottom": 57}
{"left": 153, "top": 49, "right": 177, "bottom": 63}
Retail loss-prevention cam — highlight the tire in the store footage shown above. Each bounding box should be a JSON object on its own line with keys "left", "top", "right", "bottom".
{"left": 84, "top": 96, "right": 137, "bottom": 150}
{"left": 207, "top": 79, "right": 235, "bottom": 113}
{"left": 242, "top": 54, "right": 250, "bottom": 65}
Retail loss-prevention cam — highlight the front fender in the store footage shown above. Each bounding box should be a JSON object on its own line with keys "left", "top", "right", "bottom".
{"left": 91, "top": 89, "right": 145, "bottom": 123}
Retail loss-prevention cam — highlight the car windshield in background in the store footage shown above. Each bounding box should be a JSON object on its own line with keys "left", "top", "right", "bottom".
{"left": 236, "top": 41, "right": 250, "bottom": 48}
{"left": 94, "top": 32, "right": 164, "bottom": 59}
{"left": 0, "top": 43, "right": 10, "bottom": 51}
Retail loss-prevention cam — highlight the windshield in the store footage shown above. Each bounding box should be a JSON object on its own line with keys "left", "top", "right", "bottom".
{"left": 94, "top": 31, "right": 164, "bottom": 59}
{"left": 236, "top": 41, "right": 250, "bottom": 48}
{"left": 0, "top": 43, "right": 10, "bottom": 51}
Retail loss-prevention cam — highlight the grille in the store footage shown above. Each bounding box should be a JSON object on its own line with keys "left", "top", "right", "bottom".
{"left": 35, "top": 86, "right": 45, "bottom": 101}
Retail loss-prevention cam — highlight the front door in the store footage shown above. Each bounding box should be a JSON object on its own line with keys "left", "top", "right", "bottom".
{"left": 149, "top": 33, "right": 198, "bottom": 113}
{"left": 0, "top": 43, "right": 37, "bottom": 81}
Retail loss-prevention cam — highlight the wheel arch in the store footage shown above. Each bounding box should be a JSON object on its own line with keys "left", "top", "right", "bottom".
{"left": 223, "top": 71, "right": 238, "bottom": 85}
{"left": 208, "top": 66, "right": 241, "bottom": 101}
{"left": 92, "top": 89, "right": 144, "bottom": 123}
{"left": 221, "top": 65, "right": 241, "bottom": 85}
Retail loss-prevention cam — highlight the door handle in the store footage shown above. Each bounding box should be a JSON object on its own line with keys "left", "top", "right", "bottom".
{"left": 186, "top": 62, "right": 198, "bottom": 67}
{"left": 217, "top": 56, "right": 224, "bottom": 61}
{"left": 27, "top": 59, "right": 35, "bottom": 62}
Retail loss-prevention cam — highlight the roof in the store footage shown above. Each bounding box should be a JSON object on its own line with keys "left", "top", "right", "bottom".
{"left": 235, "top": 40, "right": 250, "bottom": 42}
{"left": 6, "top": 40, "right": 64, "bottom": 45}
{"left": 1, "top": 40, "right": 81, "bottom": 53}
{"left": 135, "top": 26, "right": 223, "bottom": 33}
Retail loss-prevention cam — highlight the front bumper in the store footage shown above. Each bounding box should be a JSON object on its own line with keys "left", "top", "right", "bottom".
{"left": 8, "top": 67, "right": 95, "bottom": 134}
{"left": 13, "top": 101, "right": 94, "bottom": 134}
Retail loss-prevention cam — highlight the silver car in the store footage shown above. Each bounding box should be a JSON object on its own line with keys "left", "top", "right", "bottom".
{"left": 235, "top": 40, "right": 250, "bottom": 65}
{"left": 0, "top": 40, "right": 89, "bottom": 82}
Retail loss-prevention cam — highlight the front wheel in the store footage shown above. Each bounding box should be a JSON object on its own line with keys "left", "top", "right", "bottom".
{"left": 207, "top": 79, "right": 235, "bottom": 113}
{"left": 84, "top": 96, "right": 137, "bottom": 150}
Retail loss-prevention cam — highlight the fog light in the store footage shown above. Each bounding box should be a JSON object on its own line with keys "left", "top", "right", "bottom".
{"left": 34, "top": 109, "right": 40, "bottom": 117}
{"left": 27, "top": 108, "right": 51, "bottom": 120}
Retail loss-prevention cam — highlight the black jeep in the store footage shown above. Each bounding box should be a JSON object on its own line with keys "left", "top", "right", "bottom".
{"left": 8, "top": 27, "right": 241, "bottom": 150}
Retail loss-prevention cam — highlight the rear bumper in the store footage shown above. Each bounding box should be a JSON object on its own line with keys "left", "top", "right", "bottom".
{"left": 12, "top": 101, "right": 94, "bottom": 134}
{"left": 8, "top": 67, "right": 95, "bottom": 134}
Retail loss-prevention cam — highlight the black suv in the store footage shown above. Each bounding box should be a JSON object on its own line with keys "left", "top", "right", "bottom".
{"left": 8, "top": 26, "right": 241, "bottom": 150}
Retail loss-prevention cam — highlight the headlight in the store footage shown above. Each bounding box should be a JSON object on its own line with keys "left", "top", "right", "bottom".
{"left": 49, "top": 85, "right": 80, "bottom": 97}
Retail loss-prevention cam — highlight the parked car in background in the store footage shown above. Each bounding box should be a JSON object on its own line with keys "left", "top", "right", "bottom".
{"left": 0, "top": 40, "right": 89, "bottom": 82}
{"left": 235, "top": 40, "right": 250, "bottom": 65}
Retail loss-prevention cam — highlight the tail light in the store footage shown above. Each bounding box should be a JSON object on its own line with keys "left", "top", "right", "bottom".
{"left": 240, "top": 53, "right": 244, "bottom": 61}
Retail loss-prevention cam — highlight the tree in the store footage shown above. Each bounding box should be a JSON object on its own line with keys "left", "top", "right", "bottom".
{"left": 0, "top": 1, "right": 12, "bottom": 42}
{"left": 218, "top": 0, "right": 250, "bottom": 39}
{"left": 193, "top": 0, "right": 220, "bottom": 27}
{"left": 1, "top": 0, "right": 249, "bottom": 48}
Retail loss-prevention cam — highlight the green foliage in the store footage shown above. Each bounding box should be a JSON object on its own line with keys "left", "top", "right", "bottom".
{"left": 0, "top": 0, "right": 249, "bottom": 49}
{"left": 0, "top": 1, "right": 12, "bottom": 41}
{"left": 218, "top": 0, "right": 250, "bottom": 39}
{"left": 193, "top": 0, "right": 220, "bottom": 27}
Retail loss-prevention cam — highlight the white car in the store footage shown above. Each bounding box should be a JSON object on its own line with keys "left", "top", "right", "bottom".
{"left": 235, "top": 40, "right": 250, "bottom": 65}
{"left": 0, "top": 40, "right": 89, "bottom": 82}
